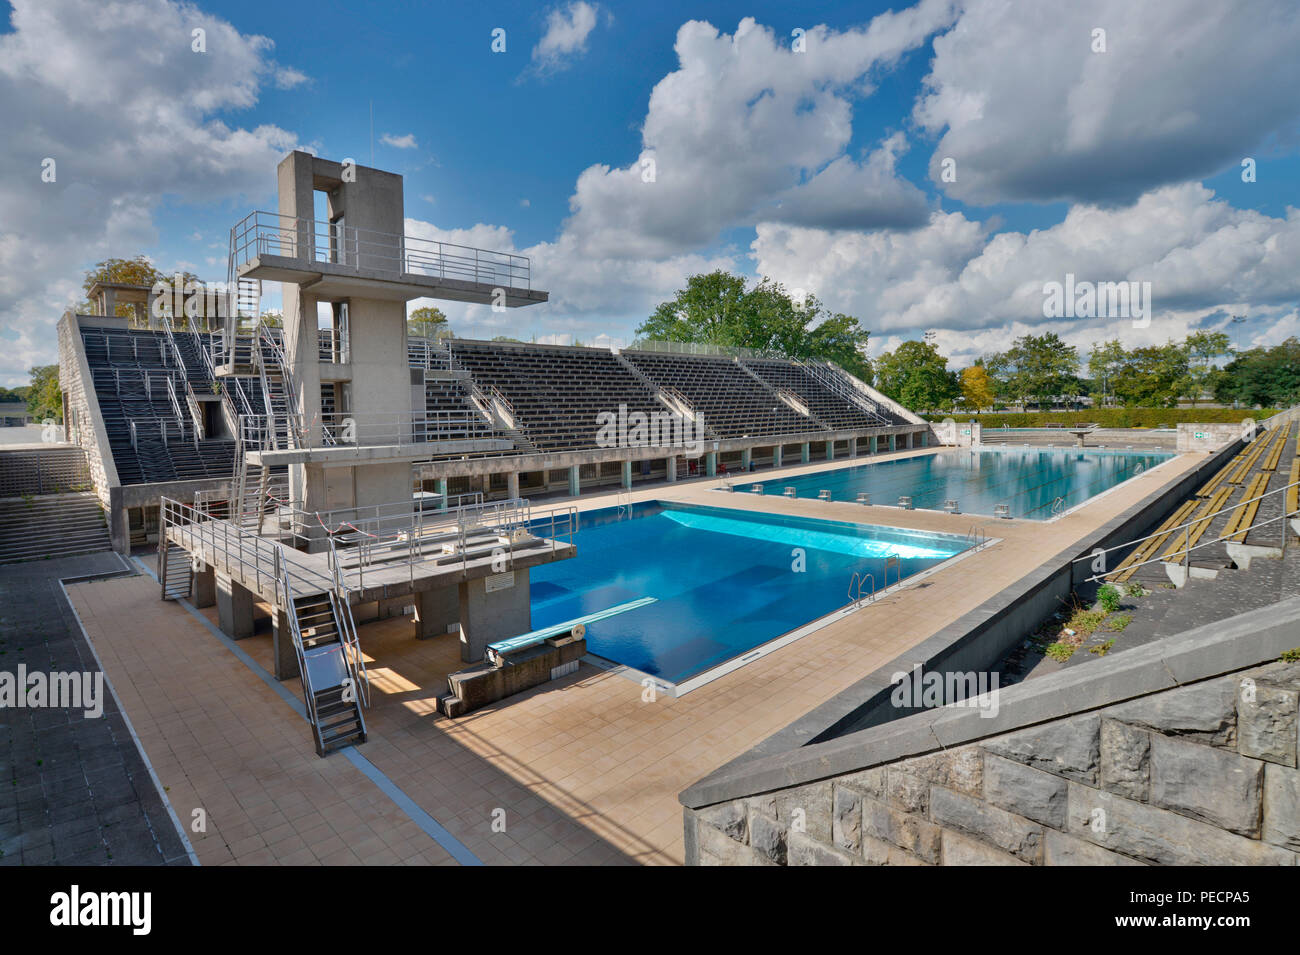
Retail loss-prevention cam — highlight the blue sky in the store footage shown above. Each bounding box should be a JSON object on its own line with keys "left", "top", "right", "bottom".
{"left": 2, "top": 0, "right": 1299, "bottom": 386}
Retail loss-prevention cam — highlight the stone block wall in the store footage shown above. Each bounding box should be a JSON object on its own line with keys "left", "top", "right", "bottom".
{"left": 691, "top": 660, "right": 1299, "bottom": 865}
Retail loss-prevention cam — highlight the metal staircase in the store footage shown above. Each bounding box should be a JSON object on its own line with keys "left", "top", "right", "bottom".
{"left": 255, "top": 323, "right": 296, "bottom": 450}
{"left": 288, "top": 589, "right": 368, "bottom": 756}
{"left": 158, "top": 543, "right": 193, "bottom": 600}
{"left": 801, "top": 360, "right": 891, "bottom": 426}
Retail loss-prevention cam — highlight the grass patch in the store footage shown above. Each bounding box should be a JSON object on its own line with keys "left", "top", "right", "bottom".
{"left": 1104, "top": 613, "right": 1133, "bottom": 632}
{"left": 1089, "top": 640, "right": 1116, "bottom": 657}
{"left": 1281, "top": 648, "right": 1300, "bottom": 663}
{"left": 1097, "top": 584, "right": 1122, "bottom": 613}
{"left": 1044, "top": 642, "right": 1076, "bottom": 663}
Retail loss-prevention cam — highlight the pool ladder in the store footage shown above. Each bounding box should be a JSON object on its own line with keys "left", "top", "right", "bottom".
{"left": 847, "top": 551, "right": 901, "bottom": 610}
{"left": 965, "top": 525, "right": 989, "bottom": 551}
{"left": 847, "top": 571, "right": 876, "bottom": 609}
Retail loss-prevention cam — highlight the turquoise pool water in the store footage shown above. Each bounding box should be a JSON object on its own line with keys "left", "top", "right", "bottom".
{"left": 743, "top": 448, "right": 1171, "bottom": 519}
{"left": 527, "top": 502, "right": 968, "bottom": 683}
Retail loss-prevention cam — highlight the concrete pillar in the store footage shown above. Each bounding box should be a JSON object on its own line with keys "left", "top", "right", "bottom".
{"left": 706, "top": 452, "right": 717, "bottom": 477}
{"left": 741, "top": 449, "right": 752, "bottom": 472}
{"left": 192, "top": 563, "right": 216, "bottom": 609}
{"left": 414, "top": 585, "right": 460, "bottom": 640}
{"left": 621, "top": 460, "right": 632, "bottom": 489}
{"left": 919, "top": 431, "right": 927, "bottom": 448}
{"left": 849, "top": 438, "right": 858, "bottom": 458}
{"left": 568, "top": 465, "right": 581, "bottom": 497}
{"left": 889, "top": 434, "right": 896, "bottom": 452}
{"left": 437, "top": 478, "right": 448, "bottom": 511}
{"left": 801, "top": 443, "right": 810, "bottom": 463}
{"left": 666, "top": 457, "right": 678, "bottom": 482}
{"left": 825, "top": 440, "right": 835, "bottom": 461}
{"left": 272, "top": 607, "right": 298, "bottom": 681}
{"left": 507, "top": 471, "right": 520, "bottom": 501}
{"left": 459, "top": 568, "right": 531, "bottom": 663}
{"left": 108, "top": 490, "right": 129, "bottom": 555}
{"left": 216, "top": 574, "right": 255, "bottom": 640}
{"left": 773, "top": 446, "right": 783, "bottom": 468}
{"left": 870, "top": 435, "right": 878, "bottom": 455}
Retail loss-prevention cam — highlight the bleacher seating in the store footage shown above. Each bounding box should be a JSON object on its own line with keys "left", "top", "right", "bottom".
{"left": 741, "top": 358, "right": 891, "bottom": 430}
{"left": 1107, "top": 420, "right": 1298, "bottom": 583}
{"left": 448, "top": 341, "right": 665, "bottom": 452}
{"left": 81, "top": 327, "right": 236, "bottom": 484}
{"left": 621, "top": 351, "right": 815, "bottom": 438}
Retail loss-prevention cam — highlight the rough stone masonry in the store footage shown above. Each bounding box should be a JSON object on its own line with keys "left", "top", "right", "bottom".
{"left": 688, "top": 660, "right": 1300, "bottom": 866}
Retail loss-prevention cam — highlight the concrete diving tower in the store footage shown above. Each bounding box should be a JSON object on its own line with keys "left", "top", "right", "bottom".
{"left": 226, "top": 150, "right": 549, "bottom": 519}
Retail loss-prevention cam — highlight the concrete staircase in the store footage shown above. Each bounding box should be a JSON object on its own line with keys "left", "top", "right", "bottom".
{"left": 0, "top": 492, "right": 112, "bottom": 564}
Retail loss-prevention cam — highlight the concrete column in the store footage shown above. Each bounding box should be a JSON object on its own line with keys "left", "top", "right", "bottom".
{"left": 773, "top": 446, "right": 783, "bottom": 468}
{"left": 568, "top": 465, "right": 581, "bottom": 497}
{"left": 666, "top": 457, "right": 678, "bottom": 482}
{"left": 108, "top": 490, "right": 129, "bottom": 555}
{"left": 621, "top": 460, "right": 632, "bottom": 489}
{"left": 272, "top": 607, "right": 298, "bottom": 681}
{"left": 849, "top": 438, "right": 858, "bottom": 458}
{"left": 507, "top": 471, "right": 520, "bottom": 501}
{"left": 870, "top": 435, "right": 878, "bottom": 455}
{"left": 741, "top": 449, "right": 752, "bottom": 472}
{"left": 919, "top": 431, "right": 927, "bottom": 448}
{"left": 437, "top": 478, "right": 448, "bottom": 511}
{"left": 459, "top": 568, "right": 531, "bottom": 663}
{"left": 889, "top": 434, "right": 896, "bottom": 452}
{"left": 825, "top": 440, "right": 835, "bottom": 461}
{"left": 414, "top": 585, "right": 460, "bottom": 640}
{"left": 801, "top": 443, "right": 810, "bottom": 463}
{"left": 216, "top": 574, "right": 255, "bottom": 640}
{"left": 706, "top": 452, "right": 717, "bottom": 477}
{"left": 192, "top": 563, "right": 216, "bottom": 609}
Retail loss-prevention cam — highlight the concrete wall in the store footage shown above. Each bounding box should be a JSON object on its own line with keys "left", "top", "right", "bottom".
{"left": 58, "top": 312, "right": 120, "bottom": 509}
{"left": 1177, "top": 421, "right": 1247, "bottom": 452}
{"left": 683, "top": 600, "right": 1300, "bottom": 866}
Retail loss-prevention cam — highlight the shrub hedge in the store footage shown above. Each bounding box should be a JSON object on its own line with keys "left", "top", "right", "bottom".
{"left": 920, "top": 408, "right": 1278, "bottom": 428}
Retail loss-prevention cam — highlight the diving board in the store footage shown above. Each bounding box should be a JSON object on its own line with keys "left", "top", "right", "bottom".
{"left": 485, "top": 597, "right": 657, "bottom": 666}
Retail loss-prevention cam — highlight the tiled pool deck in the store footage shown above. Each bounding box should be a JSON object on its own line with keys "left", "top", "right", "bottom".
{"left": 64, "top": 445, "right": 1204, "bottom": 865}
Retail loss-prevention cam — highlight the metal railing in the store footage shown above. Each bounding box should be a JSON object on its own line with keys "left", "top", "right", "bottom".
{"left": 1075, "top": 476, "right": 1300, "bottom": 582}
{"left": 160, "top": 496, "right": 335, "bottom": 605}
{"left": 239, "top": 410, "right": 501, "bottom": 451}
{"left": 230, "top": 211, "right": 532, "bottom": 290}
{"left": 801, "top": 360, "right": 890, "bottom": 426}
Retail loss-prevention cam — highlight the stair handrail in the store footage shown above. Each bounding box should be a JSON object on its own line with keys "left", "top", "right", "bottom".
{"left": 800, "top": 359, "right": 890, "bottom": 426}
{"left": 1075, "top": 476, "right": 1300, "bottom": 580}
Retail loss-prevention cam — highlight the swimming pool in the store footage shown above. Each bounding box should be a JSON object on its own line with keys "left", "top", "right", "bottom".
{"left": 527, "top": 501, "right": 970, "bottom": 685}
{"left": 741, "top": 448, "right": 1171, "bottom": 519}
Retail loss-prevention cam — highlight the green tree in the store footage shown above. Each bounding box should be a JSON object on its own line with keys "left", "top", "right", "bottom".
{"left": 873, "top": 340, "right": 959, "bottom": 412}
{"left": 1180, "top": 330, "right": 1233, "bottom": 406}
{"left": 637, "top": 270, "right": 873, "bottom": 382}
{"left": 1218, "top": 338, "right": 1300, "bottom": 407}
{"left": 26, "top": 365, "right": 61, "bottom": 423}
{"left": 1003, "top": 333, "right": 1079, "bottom": 409}
{"left": 408, "top": 305, "right": 451, "bottom": 339}
{"left": 1111, "top": 343, "right": 1188, "bottom": 407}
{"left": 1087, "top": 339, "right": 1127, "bottom": 409}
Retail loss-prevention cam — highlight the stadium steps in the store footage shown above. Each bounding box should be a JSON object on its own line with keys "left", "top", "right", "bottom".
{"left": 0, "top": 493, "right": 111, "bottom": 564}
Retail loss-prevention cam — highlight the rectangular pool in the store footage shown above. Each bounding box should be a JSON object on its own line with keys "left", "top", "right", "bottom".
{"left": 527, "top": 501, "right": 971, "bottom": 685}
{"left": 741, "top": 448, "right": 1172, "bottom": 519}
